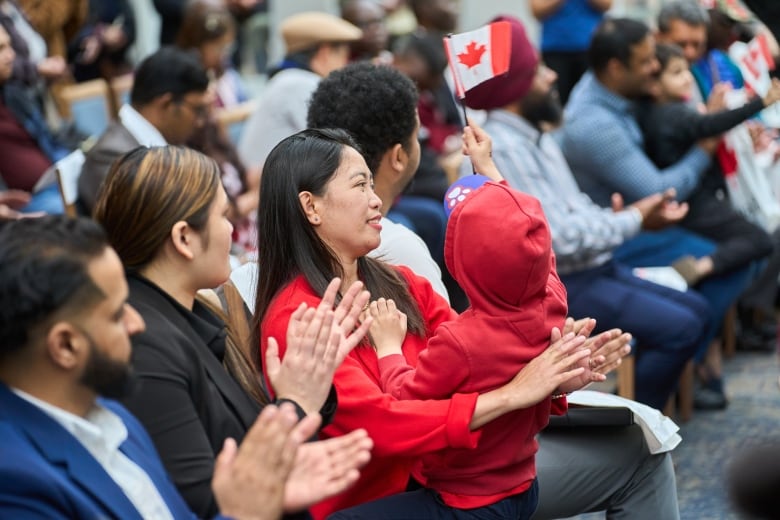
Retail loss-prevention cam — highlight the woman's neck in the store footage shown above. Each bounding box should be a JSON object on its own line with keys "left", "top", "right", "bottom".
{"left": 139, "top": 262, "right": 196, "bottom": 310}
{"left": 339, "top": 257, "right": 360, "bottom": 291}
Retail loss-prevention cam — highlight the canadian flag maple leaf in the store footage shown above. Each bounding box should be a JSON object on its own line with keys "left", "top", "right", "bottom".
{"left": 444, "top": 21, "right": 510, "bottom": 97}
{"left": 457, "top": 41, "right": 486, "bottom": 69}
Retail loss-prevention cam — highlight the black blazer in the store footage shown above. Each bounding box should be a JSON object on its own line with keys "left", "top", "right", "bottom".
{"left": 123, "top": 274, "right": 262, "bottom": 518}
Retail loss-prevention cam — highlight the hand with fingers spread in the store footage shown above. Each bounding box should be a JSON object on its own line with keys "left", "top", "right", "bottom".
{"left": 329, "top": 278, "right": 373, "bottom": 363}
{"left": 212, "top": 395, "right": 374, "bottom": 518}
{"left": 265, "top": 278, "right": 372, "bottom": 413}
{"left": 617, "top": 188, "right": 689, "bottom": 230}
{"left": 551, "top": 326, "right": 607, "bottom": 394}
{"left": 368, "top": 298, "right": 407, "bottom": 358}
{"left": 557, "top": 318, "right": 632, "bottom": 390}
{"left": 562, "top": 316, "right": 596, "bottom": 338}
{"left": 212, "top": 402, "right": 309, "bottom": 520}
{"left": 283, "top": 428, "right": 374, "bottom": 511}
{"left": 502, "top": 331, "right": 590, "bottom": 409}
{"left": 588, "top": 329, "right": 632, "bottom": 377}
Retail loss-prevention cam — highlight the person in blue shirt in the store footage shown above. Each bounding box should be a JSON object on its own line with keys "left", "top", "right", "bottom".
{"left": 532, "top": 0, "right": 612, "bottom": 104}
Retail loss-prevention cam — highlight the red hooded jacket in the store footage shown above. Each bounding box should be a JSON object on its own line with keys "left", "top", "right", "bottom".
{"left": 378, "top": 180, "right": 569, "bottom": 508}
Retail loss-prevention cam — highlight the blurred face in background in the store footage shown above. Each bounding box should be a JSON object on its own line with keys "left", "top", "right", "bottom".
{"left": 0, "top": 27, "right": 16, "bottom": 83}
{"left": 658, "top": 19, "right": 708, "bottom": 64}
{"left": 163, "top": 89, "right": 213, "bottom": 144}
{"left": 658, "top": 20, "right": 707, "bottom": 64}
{"left": 200, "top": 29, "right": 236, "bottom": 74}
{"left": 658, "top": 55, "right": 695, "bottom": 102}
{"left": 343, "top": 0, "right": 389, "bottom": 58}
{"left": 619, "top": 35, "right": 660, "bottom": 98}
{"left": 414, "top": 0, "right": 458, "bottom": 33}
{"left": 708, "top": 9, "right": 740, "bottom": 51}
{"left": 521, "top": 64, "right": 564, "bottom": 129}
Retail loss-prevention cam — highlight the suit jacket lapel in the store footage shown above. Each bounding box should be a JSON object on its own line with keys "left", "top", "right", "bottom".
{"left": 0, "top": 385, "right": 142, "bottom": 519}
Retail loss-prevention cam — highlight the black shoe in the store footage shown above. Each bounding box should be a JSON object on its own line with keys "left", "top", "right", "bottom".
{"left": 737, "top": 307, "right": 778, "bottom": 340}
{"left": 736, "top": 329, "right": 776, "bottom": 352}
{"left": 693, "top": 387, "right": 728, "bottom": 411}
{"left": 703, "top": 376, "right": 724, "bottom": 394}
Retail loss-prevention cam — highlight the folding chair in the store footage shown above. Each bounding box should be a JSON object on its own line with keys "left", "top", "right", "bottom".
{"left": 53, "top": 150, "right": 86, "bottom": 217}
{"left": 54, "top": 79, "right": 112, "bottom": 137}
{"left": 109, "top": 73, "right": 134, "bottom": 116}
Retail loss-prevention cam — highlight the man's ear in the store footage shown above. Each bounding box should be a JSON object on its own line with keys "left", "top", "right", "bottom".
{"left": 170, "top": 220, "right": 196, "bottom": 260}
{"left": 155, "top": 92, "right": 174, "bottom": 110}
{"left": 388, "top": 143, "right": 406, "bottom": 174}
{"left": 298, "top": 191, "right": 321, "bottom": 226}
{"left": 45, "top": 322, "right": 85, "bottom": 371}
{"left": 606, "top": 57, "right": 626, "bottom": 79}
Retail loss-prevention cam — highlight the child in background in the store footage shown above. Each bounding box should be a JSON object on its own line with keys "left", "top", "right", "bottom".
{"left": 331, "top": 122, "right": 619, "bottom": 520}
{"left": 640, "top": 42, "right": 780, "bottom": 407}
{"left": 641, "top": 42, "right": 780, "bottom": 169}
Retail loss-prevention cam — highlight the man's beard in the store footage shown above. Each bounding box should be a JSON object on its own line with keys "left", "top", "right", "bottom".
{"left": 79, "top": 332, "right": 136, "bottom": 400}
{"left": 521, "top": 88, "right": 563, "bottom": 130}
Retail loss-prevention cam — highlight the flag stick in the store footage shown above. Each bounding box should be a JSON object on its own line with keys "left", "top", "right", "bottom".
{"left": 445, "top": 33, "right": 476, "bottom": 174}
{"left": 457, "top": 97, "right": 476, "bottom": 174}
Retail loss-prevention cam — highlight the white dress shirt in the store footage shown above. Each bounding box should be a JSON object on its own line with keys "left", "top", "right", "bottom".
{"left": 13, "top": 389, "right": 174, "bottom": 520}
{"left": 119, "top": 104, "right": 168, "bottom": 147}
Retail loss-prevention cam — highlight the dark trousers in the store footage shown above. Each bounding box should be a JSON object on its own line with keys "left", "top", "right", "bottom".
{"left": 682, "top": 185, "right": 780, "bottom": 315}
{"left": 613, "top": 227, "right": 751, "bottom": 363}
{"left": 541, "top": 51, "right": 588, "bottom": 105}
{"left": 561, "top": 260, "right": 710, "bottom": 410}
{"left": 741, "top": 227, "right": 780, "bottom": 314}
{"left": 682, "top": 186, "right": 773, "bottom": 275}
{"left": 329, "top": 480, "right": 539, "bottom": 520}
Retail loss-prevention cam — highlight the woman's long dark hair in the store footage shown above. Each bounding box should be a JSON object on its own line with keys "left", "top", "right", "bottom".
{"left": 252, "top": 129, "right": 425, "bottom": 362}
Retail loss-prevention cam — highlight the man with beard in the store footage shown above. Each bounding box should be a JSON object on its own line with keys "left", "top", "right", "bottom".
{"left": 560, "top": 18, "right": 757, "bottom": 410}
{"left": 310, "top": 58, "right": 683, "bottom": 520}
{"left": 0, "top": 215, "right": 371, "bottom": 519}
{"left": 459, "top": 16, "right": 710, "bottom": 413}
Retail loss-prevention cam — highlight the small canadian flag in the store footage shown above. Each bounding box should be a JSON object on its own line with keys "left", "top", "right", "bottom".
{"left": 443, "top": 21, "right": 511, "bottom": 99}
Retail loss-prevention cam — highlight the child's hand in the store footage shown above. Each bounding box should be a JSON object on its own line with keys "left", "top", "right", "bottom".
{"left": 462, "top": 119, "right": 503, "bottom": 182}
{"left": 763, "top": 78, "right": 780, "bottom": 107}
{"left": 706, "top": 82, "right": 730, "bottom": 112}
{"left": 509, "top": 330, "right": 590, "bottom": 407}
{"left": 368, "top": 298, "right": 407, "bottom": 357}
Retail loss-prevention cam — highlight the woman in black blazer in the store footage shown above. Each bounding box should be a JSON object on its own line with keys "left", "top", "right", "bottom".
{"left": 94, "top": 145, "right": 372, "bottom": 518}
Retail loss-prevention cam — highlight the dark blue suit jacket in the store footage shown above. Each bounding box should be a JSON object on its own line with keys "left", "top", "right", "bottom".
{"left": 0, "top": 383, "right": 209, "bottom": 519}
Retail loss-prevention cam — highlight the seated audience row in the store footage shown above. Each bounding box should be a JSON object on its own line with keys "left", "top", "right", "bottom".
{"left": 4, "top": 2, "right": 780, "bottom": 518}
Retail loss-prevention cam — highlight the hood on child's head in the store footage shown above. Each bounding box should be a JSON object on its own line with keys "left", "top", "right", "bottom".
{"left": 443, "top": 177, "right": 553, "bottom": 313}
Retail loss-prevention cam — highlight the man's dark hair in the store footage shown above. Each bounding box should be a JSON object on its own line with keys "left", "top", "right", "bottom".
{"left": 130, "top": 46, "right": 210, "bottom": 106}
{"left": 0, "top": 216, "right": 107, "bottom": 356}
{"left": 655, "top": 42, "right": 686, "bottom": 72}
{"left": 307, "top": 62, "right": 419, "bottom": 174}
{"left": 393, "top": 32, "right": 448, "bottom": 76}
{"left": 588, "top": 18, "right": 652, "bottom": 74}
{"left": 658, "top": 1, "right": 709, "bottom": 33}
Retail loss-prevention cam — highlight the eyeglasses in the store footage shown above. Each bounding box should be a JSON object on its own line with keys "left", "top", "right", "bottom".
{"left": 177, "top": 99, "right": 210, "bottom": 120}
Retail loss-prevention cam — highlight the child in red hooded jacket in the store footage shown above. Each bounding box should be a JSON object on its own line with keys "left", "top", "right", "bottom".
{"left": 330, "top": 123, "right": 606, "bottom": 520}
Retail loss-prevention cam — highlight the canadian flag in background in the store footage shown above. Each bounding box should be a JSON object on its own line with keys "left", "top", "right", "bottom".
{"left": 730, "top": 34, "right": 775, "bottom": 97}
{"left": 443, "top": 21, "right": 511, "bottom": 99}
